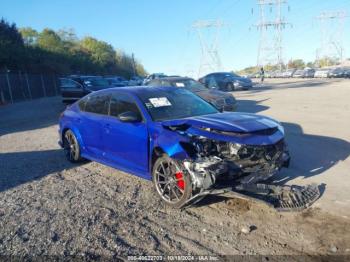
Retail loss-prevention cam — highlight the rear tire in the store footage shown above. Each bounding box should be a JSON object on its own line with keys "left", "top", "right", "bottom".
{"left": 63, "top": 129, "right": 83, "bottom": 163}
{"left": 152, "top": 155, "right": 192, "bottom": 208}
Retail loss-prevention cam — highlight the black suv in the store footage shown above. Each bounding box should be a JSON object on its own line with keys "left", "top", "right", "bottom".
{"left": 60, "top": 76, "right": 112, "bottom": 103}
{"left": 199, "top": 72, "right": 253, "bottom": 91}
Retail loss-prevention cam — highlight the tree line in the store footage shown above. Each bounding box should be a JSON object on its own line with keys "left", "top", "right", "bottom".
{"left": 0, "top": 18, "right": 147, "bottom": 77}
{"left": 236, "top": 58, "right": 341, "bottom": 76}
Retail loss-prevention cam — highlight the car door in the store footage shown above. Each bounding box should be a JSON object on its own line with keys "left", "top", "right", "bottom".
{"left": 206, "top": 75, "right": 220, "bottom": 89}
{"left": 79, "top": 93, "right": 110, "bottom": 158}
{"left": 102, "top": 92, "right": 149, "bottom": 175}
{"left": 60, "top": 78, "right": 84, "bottom": 101}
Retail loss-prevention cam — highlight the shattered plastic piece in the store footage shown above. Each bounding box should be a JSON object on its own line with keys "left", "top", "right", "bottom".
{"left": 241, "top": 226, "right": 250, "bottom": 234}
{"left": 233, "top": 183, "right": 320, "bottom": 212}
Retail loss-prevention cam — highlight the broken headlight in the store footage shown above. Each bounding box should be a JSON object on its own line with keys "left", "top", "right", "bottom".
{"left": 229, "top": 143, "right": 242, "bottom": 155}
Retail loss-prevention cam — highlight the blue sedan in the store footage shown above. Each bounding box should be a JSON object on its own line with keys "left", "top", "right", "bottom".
{"left": 58, "top": 86, "right": 290, "bottom": 208}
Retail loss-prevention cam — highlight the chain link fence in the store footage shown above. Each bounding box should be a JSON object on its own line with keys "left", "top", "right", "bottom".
{"left": 0, "top": 72, "right": 60, "bottom": 104}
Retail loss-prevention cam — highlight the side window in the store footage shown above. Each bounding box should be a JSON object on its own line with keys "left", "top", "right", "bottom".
{"left": 78, "top": 98, "right": 87, "bottom": 111}
{"left": 160, "top": 80, "right": 170, "bottom": 86}
{"left": 214, "top": 74, "right": 223, "bottom": 81}
{"left": 60, "top": 79, "right": 81, "bottom": 89}
{"left": 207, "top": 76, "right": 218, "bottom": 88}
{"left": 147, "top": 80, "right": 160, "bottom": 86}
{"left": 109, "top": 93, "right": 142, "bottom": 119}
{"left": 84, "top": 94, "right": 110, "bottom": 115}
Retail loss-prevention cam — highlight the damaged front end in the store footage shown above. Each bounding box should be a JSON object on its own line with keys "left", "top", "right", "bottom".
{"left": 183, "top": 135, "right": 290, "bottom": 189}
{"left": 161, "top": 116, "right": 319, "bottom": 211}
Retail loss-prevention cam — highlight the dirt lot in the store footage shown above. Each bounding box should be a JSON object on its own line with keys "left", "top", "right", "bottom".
{"left": 1, "top": 78, "right": 350, "bottom": 259}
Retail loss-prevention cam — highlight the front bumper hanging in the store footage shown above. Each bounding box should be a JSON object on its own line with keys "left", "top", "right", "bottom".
{"left": 233, "top": 183, "right": 320, "bottom": 211}
{"left": 184, "top": 182, "right": 320, "bottom": 212}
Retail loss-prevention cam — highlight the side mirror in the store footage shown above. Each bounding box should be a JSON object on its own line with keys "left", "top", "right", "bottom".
{"left": 118, "top": 111, "right": 141, "bottom": 123}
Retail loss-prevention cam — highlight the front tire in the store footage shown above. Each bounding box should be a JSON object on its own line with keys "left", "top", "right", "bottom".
{"left": 63, "top": 129, "right": 83, "bottom": 163}
{"left": 152, "top": 155, "right": 192, "bottom": 208}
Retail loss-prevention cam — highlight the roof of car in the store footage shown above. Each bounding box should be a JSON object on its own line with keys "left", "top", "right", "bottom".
{"left": 154, "top": 76, "right": 192, "bottom": 82}
{"left": 97, "top": 85, "right": 178, "bottom": 96}
{"left": 206, "top": 72, "right": 233, "bottom": 76}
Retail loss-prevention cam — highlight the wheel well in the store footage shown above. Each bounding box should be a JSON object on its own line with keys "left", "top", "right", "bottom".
{"left": 61, "top": 128, "right": 70, "bottom": 143}
{"left": 151, "top": 147, "right": 165, "bottom": 170}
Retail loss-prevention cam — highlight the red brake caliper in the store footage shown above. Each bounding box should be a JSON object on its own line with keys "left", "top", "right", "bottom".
{"left": 175, "top": 172, "right": 185, "bottom": 190}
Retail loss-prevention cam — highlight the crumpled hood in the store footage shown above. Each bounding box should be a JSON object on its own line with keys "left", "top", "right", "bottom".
{"left": 162, "top": 112, "right": 280, "bottom": 134}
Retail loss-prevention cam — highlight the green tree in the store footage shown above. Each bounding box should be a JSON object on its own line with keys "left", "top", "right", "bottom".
{"left": 287, "top": 59, "right": 305, "bottom": 69}
{"left": 317, "top": 57, "right": 337, "bottom": 68}
{"left": 306, "top": 61, "right": 314, "bottom": 68}
{"left": 19, "top": 27, "right": 38, "bottom": 45}
{"left": 37, "top": 28, "right": 65, "bottom": 53}
{"left": 1, "top": 17, "right": 147, "bottom": 76}
{"left": 80, "top": 37, "right": 115, "bottom": 68}
{"left": 0, "top": 18, "right": 24, "bottom": 70}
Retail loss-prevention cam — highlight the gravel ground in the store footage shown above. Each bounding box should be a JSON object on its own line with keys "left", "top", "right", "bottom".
{"left": 1, "top": 80, "right": 350, "bottom": 259}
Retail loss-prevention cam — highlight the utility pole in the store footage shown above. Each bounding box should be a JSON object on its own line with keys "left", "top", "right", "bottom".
{"left": 316, "top": 10, "right": 347, "bottom": 65}
{"left": 131, "top": 53, "right": 137, "bottom": 76}
{"left": 254, "top": 0, "right": 291, "bottom": 70}
{"left": 192, "top": 20, "right": 227, "bottom": 77}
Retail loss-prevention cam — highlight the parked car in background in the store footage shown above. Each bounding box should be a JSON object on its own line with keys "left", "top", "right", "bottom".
{"left": 58, "top": 86, "right": 290, "bottom": 208}
{"left": 292, "top": 69, "right": 304, "bottom": 78}
{"left": 143, "top": 73, "right": 167, "bottom": 85}
{"left": 344, "top": 68, "right": 350, "bottom": 78}
{"left": 60, "top": 76, "right": 112, "bottom": 103}
{"left": 247, "top": 72, "right": 260, "bottom": 78}
{"left": 261, "top": 71, "right": 271, "bottom": 78}
{"left": 105, "top": 76, "right": 129, "bottom": 87}
{"left": 314, "top": 69, "right": 330, "bottom": 78}
{"left": 146, "top": 77, "right": 237, "bottom": 112}
{"left": 199, "top": 72, "right": 253, "bottom": 91}
{"left": 129, "top": 76, "right": 144, "bottom": 86}
{"left": 282, "top": 69, "right": 296, "bottom": 78}
{"left": 328, "top": 67, "right": 345, "bottom": 78}
{"left": 274, "top": 71, "right": 284, "bottom": 78}
{"left": 303, "top": 68, "right": 315, "bottom": 78}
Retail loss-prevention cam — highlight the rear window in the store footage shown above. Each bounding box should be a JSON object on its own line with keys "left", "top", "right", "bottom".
{"left": 78, "top": 98, "right": 87, "bottom": 111}
{"left": 84, "top": 94, "right": 110, "bottom": 115}
{"left": 109, "top": 93, "right": 142, "bottom": 119}
{"left": 83, "top": 77, "right": 110, "bottom": 90}
{"left": 60, "top": 79, "right": 81, "bottom": 89}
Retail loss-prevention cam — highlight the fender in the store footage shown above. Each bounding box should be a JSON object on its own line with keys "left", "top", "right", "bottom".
{"left": 61, "top": 122, "right": 86, "bottom": 153}
{"left": 148, "top": 126, "right": 192, "bottom": 174}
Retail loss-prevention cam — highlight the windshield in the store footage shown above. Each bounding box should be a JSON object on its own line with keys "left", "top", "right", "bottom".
{"left": 171, "top": 79, "right": 207, "bottom": 92}
{"left": 83, "top": 77, "right": 110, "bottom": 90}
{"left": 137, "top": 88, "right": 218, "bottom": 121}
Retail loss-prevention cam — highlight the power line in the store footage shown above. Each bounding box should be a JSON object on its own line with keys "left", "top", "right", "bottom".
{"left": 315, "top": 10, "right": 348, "bottom": 65}
{"left": 253, "top": 0, "right": 291, "bottom": 70}
{"left": 192, "top": 19, "right": 228, "bottom": 77}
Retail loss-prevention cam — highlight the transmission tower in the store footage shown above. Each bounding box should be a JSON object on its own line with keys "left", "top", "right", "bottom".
{"left": 316, "top": 10, "right": 347, "bottom": 65}
{"left": 192, "top": 20, "right": 226, "bottom": 77}
{"left": 254, "top": 0, "right": 291, "bottom": 70}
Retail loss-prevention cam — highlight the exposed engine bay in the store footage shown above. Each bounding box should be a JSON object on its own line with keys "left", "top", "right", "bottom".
{"left": 182, "top": 135, "right": 290, "bottom": 191}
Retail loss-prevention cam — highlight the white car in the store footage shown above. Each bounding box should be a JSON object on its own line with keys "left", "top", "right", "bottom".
{"left": 314, "top": 69, "right": 330, "bottom": 78}
{"left": 282, "top": 69, "right": 296, "bottom": 78}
